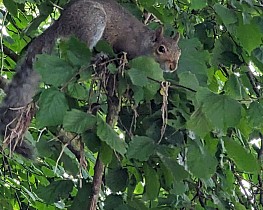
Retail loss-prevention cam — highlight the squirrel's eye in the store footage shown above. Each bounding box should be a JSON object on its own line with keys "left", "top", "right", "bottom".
{"left": 158, "top": 45, "right": 166, "bottom": 54}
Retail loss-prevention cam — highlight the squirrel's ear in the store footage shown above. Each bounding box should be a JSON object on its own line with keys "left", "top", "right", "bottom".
{"left": 174, "top": 32, "right": 180, "bottom": 44}
{"left": 154, "top": 26, "right": 164, "bottom": 41}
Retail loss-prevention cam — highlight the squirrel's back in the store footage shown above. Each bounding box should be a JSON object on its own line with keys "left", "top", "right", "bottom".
{"left": 60, "top": 0, "right": 181, "bottom": 70}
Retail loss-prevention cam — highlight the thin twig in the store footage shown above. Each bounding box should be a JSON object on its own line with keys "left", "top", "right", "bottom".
{"left": 2, "top": 156, "right": 23, "bottom": 209}
{"left": 89, "top": 70, "right": 121, "bottom": 209}
{"left": 258, "top": 133, "right": 263, "bottom": 205}
{"left": 0, "top": 11, "right": 8, "bottom": 74}
{"left": 147, "top": 76, "right": 197, "bottom": 92}
{"left": 246, "top": 71, "right": 261, "bottom": 98}
{"left": 2, "top": 46, "right": 19, "bottom": 62}
{"left": 233, "top": 169, "right": 258, "bottom": 209}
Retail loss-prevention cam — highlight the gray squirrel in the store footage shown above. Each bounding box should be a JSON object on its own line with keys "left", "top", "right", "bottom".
{"left": 0, "top": 0, "right": 181, "bottom": 158}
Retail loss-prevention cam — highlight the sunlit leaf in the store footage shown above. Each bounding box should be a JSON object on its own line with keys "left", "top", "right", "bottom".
{"left": 224, "top": 139, "right": 260, "bottom": 173}
{"left": 235, "top": 21, "right": 263, "bottom": 54}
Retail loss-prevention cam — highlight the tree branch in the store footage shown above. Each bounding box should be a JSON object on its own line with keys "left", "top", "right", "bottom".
{"left": 89, "top": 73, "right": 120, "bottom": 210}
{"left": 57, "top": 130, "right": 82, "bottom": 161}
{"left": 258, "top": 133, "right": 263, "bottom": 205}
{"left": 2, "top": 156, "right": 22, "bottom": 209}
{"left": 246, "top": 71, "right": 261, "bottom": 98}
{"left": 3, "top": 45, "right": 19, "bottom": 62}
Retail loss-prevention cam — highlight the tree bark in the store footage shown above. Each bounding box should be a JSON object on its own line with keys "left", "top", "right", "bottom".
{"left": 89, "top": 74, "right": 120, "bottom": 210}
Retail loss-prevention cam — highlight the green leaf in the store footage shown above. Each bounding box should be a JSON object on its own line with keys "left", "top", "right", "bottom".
{"left": 25, "top": 15, "right": 48, "bottom": 35}
{"left": 247, "top": 101, "right": 263, "bottom": 129}
{"left": 159, "top": 163, "right": 174, "bottom": 190}
{"left": 35, "top": 180, "right": 73, "bottom": 204}
{"left": 187, "top": 143, "right": 217, "bottom": 178}
{"left": 157, "top": 152, "right": 189, "bottom": 181}
{"left": 144, "top": 163, "right": 160, "bottom": 200}
{"left": 224, "top": 74, "right": 244, "bottom": 99}
{"left": 132, "top": 86, "right": 144, "bottom": 104}
{"left": 127, "top": 199, "right": 148, "bottom": 210}
{"left": 128, "top": 56, "right": 164, "bottom": 91}
{"left": 36, "top": 88, "right": 69, "bottom": 127}
{"left": 197, "top": 88, "right": 242, "bottom": 131}
{"left": 108, "top": 63, "right": 118, "bottom": 74}
{"left": 253, "top": 46, "right": 263, "bottom": 64}
{"left": 178, "top": 71, "right": 199, "bottom": 91}
{"left": 130, "top": 56, "right": 164, "bottom": 81}
{"left": 100, "top": 142, "right": 113, "bottom": 165}
{"left": 67, "top": 83, "right": 88, "bottom": 100}
{"left": 20, "top": 185, "right": 38, "bottom": 201}
{"left": 212, "top": 35, "right": 242, "bottom": 66}
{"left": 235, "top": 22, "right": 262, "bottom": 54}
{"left": 41, "top": 166, "right": 55, "bottom": 178}
{"left": 143, "top": 81, "right": 160, "bottom": 101}
{"left": 60, "top": 37, "right": 91, "bottom": 66}
{"left": 171, "top": 181, "right": 187, "bottom": 195}
{"left": 63, "top": 109, "right": 96, "bottom": 133}
{"left": 214, "top": 4, "right": 237, "bottom": 25}
{"left": 126, "top": 136, "right": 155, "bottom": 161}
{"left": 82, "top": 131, "right": 101, "bottom": 153}
{"left": 224, "top": 139, "right": 259, "bottom": 173}
{"left": 190, "top": 0, "right": 207, "bottom": 10}
{"left": 176, "top": 39, "right": 209, "bottom": 85}
{"left": 106, "top": 167, "right": 128, "bottom": 192}
{"left": 96, "top": 117, "right": 127, "bottom": 156}
{"left": 187, "top": 107, "right": 212, "bottom": 138}
{"left": 34, "top": 54, "right": 76, "bottom": 87}
{"left": 233, "top": 202, "right": 247, "bottom": 210}
{"left": 3, "top": 0, "right": 17, "bottom": 17}
{"left": 69, "top": 182, "right": 92, "bottom": 210}
{"left": 104, "top": 195, "right": 123, "bottom": 210}
{"left": 128, "top": 68, "right": 148, "bottom": 87}
{"left": 95, "top": 40, "right": 115, "bottom": 57}
{"left": 134, "top": 182, "right": 144, "bottom": 195}
{"left": 60, "top": 154, "right": 79, "bottom": 175}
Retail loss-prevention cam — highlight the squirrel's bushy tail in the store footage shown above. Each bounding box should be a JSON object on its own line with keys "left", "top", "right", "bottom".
{"left": 0, "top": 23, "right": 59, "bottom": 158}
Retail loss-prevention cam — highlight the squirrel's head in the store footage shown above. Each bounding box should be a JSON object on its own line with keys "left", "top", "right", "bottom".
{"left": 153, "top": 27, "right": 181, "bottom": 72}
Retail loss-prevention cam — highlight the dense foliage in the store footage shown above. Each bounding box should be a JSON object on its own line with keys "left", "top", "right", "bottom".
{"left": 1, "top": 0, "right": 263, "bottom": 209}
